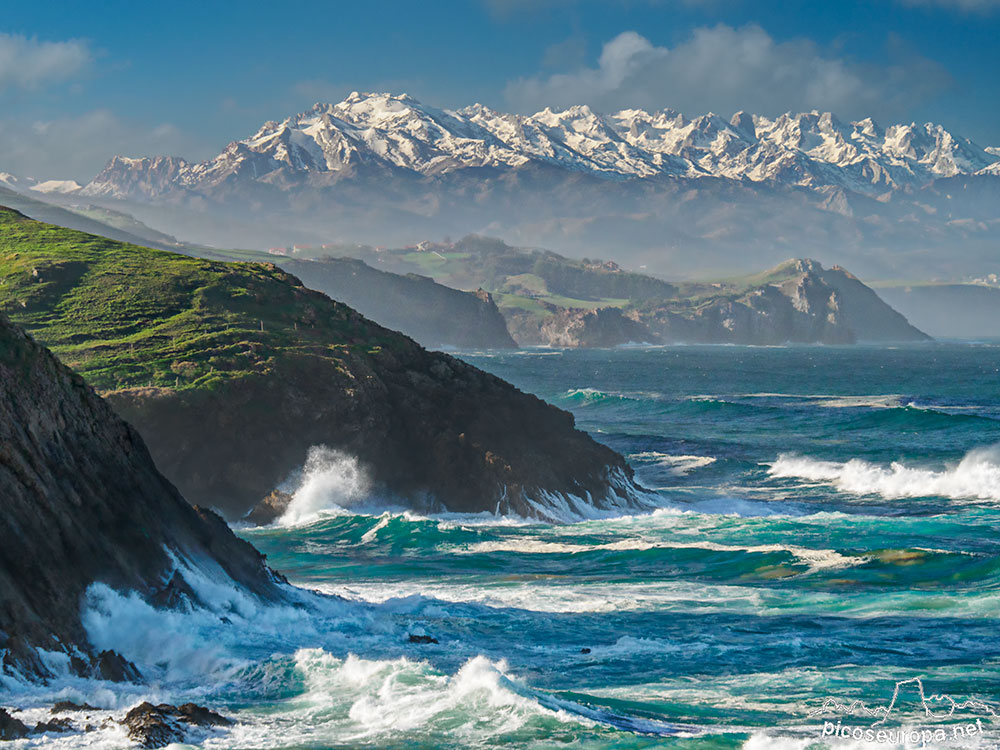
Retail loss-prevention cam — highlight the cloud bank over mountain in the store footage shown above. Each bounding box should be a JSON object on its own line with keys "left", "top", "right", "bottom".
{"left": 505, "top": 26, "right": 950, "bottom": 122}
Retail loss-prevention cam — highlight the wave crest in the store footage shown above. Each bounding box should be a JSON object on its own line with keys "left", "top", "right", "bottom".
{"left": 768, "top": 446, "right": 1000, "bottom": 502}
{"left": 278, "top": 447, "right": 371, "bottom": 526}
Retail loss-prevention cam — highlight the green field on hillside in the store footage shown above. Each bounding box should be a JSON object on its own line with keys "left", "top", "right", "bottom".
{"left": 0, "top": 207, "right": 396, "bottom": 392}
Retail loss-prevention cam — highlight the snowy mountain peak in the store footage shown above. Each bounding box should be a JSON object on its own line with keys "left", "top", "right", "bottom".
{"left": 81, "top": 91, "right": 1000, "bottom": 201}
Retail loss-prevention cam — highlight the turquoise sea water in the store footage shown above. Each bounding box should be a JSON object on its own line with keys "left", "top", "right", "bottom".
{"left": 235, "top": 344, "right": 1000, "bottom": 749}
{"left": 8, "top": 344, "right": 1000, "bottom": 749}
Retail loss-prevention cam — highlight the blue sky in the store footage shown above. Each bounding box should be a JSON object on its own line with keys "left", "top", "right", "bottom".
{"left": 1, "top": 0, "right": 998, "bottom": 180}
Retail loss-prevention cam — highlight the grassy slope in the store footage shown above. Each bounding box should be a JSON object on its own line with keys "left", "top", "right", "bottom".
{"left": 0, "top": 207, "right": 396, "bottom": 392}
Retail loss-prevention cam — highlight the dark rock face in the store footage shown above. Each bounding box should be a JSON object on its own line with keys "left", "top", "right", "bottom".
{"left": 245, "top": 490, "right": 293, "bottom": 526}
{"left": 508, "top": 306, "right": 654, "bottom": 348}
{"left": 278, "top": 257, "right": 517, "bottom": 349}
{"left": 32, "top": 718, "right": 73, "bottom": 734}
{"left": 96, "top": 650, "right": 142, "bottom": 683}
{"left": 108, "top": 340, "right": 641, "bottom": 522}
{"left": 408, "top": 634, "right": 439, "bottom": 644}
{"left": 0, "top": 315, "right": 284, "bottom": 678}
{"left": 0, "top": 709, "right": 29, "bottom": 740}
{"left": 122, "top": 702, "right": 233, "bottom": 749}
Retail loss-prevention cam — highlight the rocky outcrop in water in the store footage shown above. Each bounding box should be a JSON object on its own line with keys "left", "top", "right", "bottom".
{"left": 0, "top": 710, "right": 29, "bottom": 740}
{"left": 0, "top": 314, "right": 284, "bottom": 679}
{"left": 108, "top": 340, "right": 641, "bottom": 522}
{"left": 122, "top": 702, "right": 232, "bottom": 748}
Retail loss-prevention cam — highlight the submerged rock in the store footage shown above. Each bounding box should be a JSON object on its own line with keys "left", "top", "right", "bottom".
{"left": 408, "top": 634, "right": 439, "bottom": 644}
{"left": 51, "top": 701, "right": 99, "bottom": 714}
{"left": 0, "top": 709, "right": 28, "bottom": 740}
{"left": 32, "top": 717, "right": 72, "bottom": 734}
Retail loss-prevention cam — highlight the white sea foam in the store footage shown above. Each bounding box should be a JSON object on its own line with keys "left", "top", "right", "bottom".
{"left": 277, "top": 446, "right": 370, "bottom": 526}
{"left": 730, "top": 392, "right": 907, "bottom": 409}
{"left": 319, "top": 577, "right": 1000, "bottom": 620}
{"left": 317, "top": 578, "right": 793, "bottom": 616}
{"left": 455, "top": 538, "right": 862, "bottom": 573}
{"left": 630, "top": 451, "right": 717, "bottom": 476}
{"left": 80, "top": 552, "right": 366, "bottom": 690}
{"left": 215, "top": 650, "right": 590, "bottom": 746}
{"left": 769, "top": 446, "right": 1000, "bottom": 502}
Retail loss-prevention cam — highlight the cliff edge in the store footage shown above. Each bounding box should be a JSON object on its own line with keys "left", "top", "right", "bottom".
{"left": 0, "top": 314, "right": 283, "bottom": 679}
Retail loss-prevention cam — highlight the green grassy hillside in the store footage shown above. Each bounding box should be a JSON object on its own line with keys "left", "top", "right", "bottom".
{"left": 0, "top": 207, "right": 393, "bottom": 392}
{"left": 0, "top": 206, "right": 637, "bottom": 519}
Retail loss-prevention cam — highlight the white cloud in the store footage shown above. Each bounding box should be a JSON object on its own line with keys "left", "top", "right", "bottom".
{"left": 0, "top": 110, "right": 203, "bottom": 182}
{"left": 0, "top": 33, "right": 93, "bottom": 92}
{"left": 505, "top": 25, "right": 950, "bottom": 120}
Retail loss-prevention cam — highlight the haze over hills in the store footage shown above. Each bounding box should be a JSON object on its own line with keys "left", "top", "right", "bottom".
{"left": 305, "top": 238, "right": 927, "bottom": 346}
{"left": 54, "top": 92, "right": 1000, "bottom": 280}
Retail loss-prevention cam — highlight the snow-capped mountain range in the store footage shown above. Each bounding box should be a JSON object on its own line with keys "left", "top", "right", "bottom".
{"left": 82, "top": 92, "right": 998, "bottom": 200}
{"left": 1, "top": 172, "right": 82, "bottom": 195}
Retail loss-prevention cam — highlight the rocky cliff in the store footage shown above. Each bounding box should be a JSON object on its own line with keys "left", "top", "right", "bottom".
{"left": 0, "top": 314, "right": 283, "bottom": 679}
{"left": 506, "top": 305, "right": 653, "bottom": 348}
{"left": 515, "top": 259, "right": 929, "bottom": 347}
{"left": 277, "top": 257, "right": 516, "bottom": 349}
{"left": 0, "top": 207, "right": 642, "bottom": 522}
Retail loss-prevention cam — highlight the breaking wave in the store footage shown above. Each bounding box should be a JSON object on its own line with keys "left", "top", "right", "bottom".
{"left": 278, "top": 446, "right": 371, "bottom": 526}
{"left": 562, "top": 387, "right": 639, "bottom": 404}
{"left": 630, "top": 451, "right": 717, "bottom": 476}
{"left": 768, "top": 445, "right": 1000, "bottom": 502}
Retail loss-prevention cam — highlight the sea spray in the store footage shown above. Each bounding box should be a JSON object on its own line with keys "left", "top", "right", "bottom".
{"left": 279, "top": 446, "right": 371, "bottom": 525}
